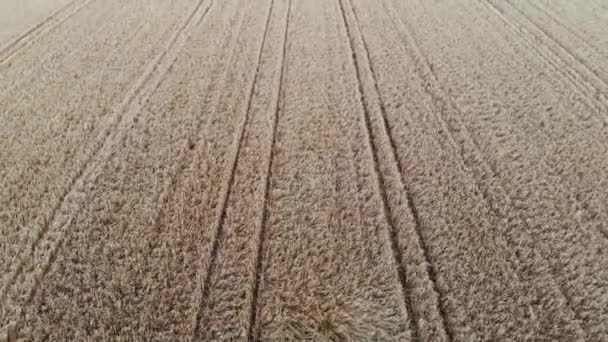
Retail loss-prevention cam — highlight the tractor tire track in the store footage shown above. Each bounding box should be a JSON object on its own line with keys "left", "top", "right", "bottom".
{"left": 136, "top": 0, "right": 245, "bottom": 256}
{"left": 6, "top": 1, "right": 265, "bottom": 338}
{"left": 343, "top": 0, "right": 588, "bottom": 338}
{"left": 526, "top": 1, "right": 604, "bottom": 58}
{"left": 0, "top": 3, "right": 175, "bottom": 297}
{"left": 0, "top": 0, "right": 79, "bottom": 56}
{"left": 0, "top": 17, "right": 139, "bottom": 116}
{"left": 0, "top": 0, "right": 214, "bottom": 325}
{"left": 189, "top": 0, "right": 275, "bottom": 338}
{"left": 4, "top": 0, "right": 608, "bottom": 340}
{"left": 252, "top": 0, "right": 412, "bottom": 339}
{"left": 385, "top": 0, "right": 607, "bottom": 248}
{"left": 341, "top": 0, "right": 454, "bottom": 340}
{"left": 380, "top": 0, "right": 585, "bottom": 322}
{"left": 246, "top": 2, "right": 290, "bottom": 340}
{"left": 337, "top": 0, "right": 420, "bottom": 340}
{"left": 483, "top": 0, "right": 608, "bottom": 119}
{"left": 482, "top": 0, "right": 596, "bottom": 104}
{"left": 143, "top": 0, "right": 244, "bottom": 264}
{"left": 0, "top": 0, "right": 95, "bottom": 65}
{"left": 407, "top": 0, "right": 608, "bottom": 244}
{"left": 383, "top": 0, "right": 608, "bottom": 338}
{"left": 478, "top": 0, "right": 608, "bottom": 240}
{"left": 507, "top": 0, "right": 608, "bottom": 90}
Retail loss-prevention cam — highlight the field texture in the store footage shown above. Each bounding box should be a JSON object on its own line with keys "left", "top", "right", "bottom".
{"left": 1, "top": 0, "right": 608, "bottom": 340}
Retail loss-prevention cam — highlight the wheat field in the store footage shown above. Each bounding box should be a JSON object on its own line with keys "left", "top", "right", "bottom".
{"left": 1, "top": 0, "right": 608, "bottom": 340}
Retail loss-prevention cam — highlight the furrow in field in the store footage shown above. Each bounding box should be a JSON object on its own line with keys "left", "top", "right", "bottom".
{"left": 340, "top": 0, "right": 454, "bottom": 339}
{"left": 350, "top": 0, "right": 588, "bottom": 339}
{"left": 0, "top": 0, "right": 268, "bottom": 339}
{"left": 0, "top": 0, "right": 214, "bottom": 331}
{"left": 251, "top": 0, "right": 412, "bottom": 340}
{"left": 0, "top": 0, "right": 91, "bottom": 64}
{"left": 182, "top": 0, "right": 290, "bottom": 339}
{"left": 384, "top": 0, "right": 608, "bottom": 338}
